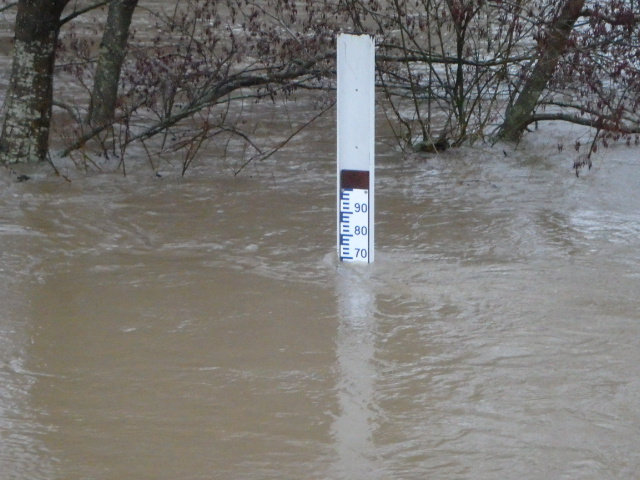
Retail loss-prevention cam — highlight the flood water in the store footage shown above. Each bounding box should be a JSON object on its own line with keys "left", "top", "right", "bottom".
{"left": 1, "top": 114, "right": 640, "bottom": 480}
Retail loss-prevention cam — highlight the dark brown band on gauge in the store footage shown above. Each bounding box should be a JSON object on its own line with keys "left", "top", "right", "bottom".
{"left": 340, "top": 170, "right": 369, "bottom": 190}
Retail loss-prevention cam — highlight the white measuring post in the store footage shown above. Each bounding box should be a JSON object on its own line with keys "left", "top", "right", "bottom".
{"left": 337, "top": 34, "right": 375, "bottom": 263}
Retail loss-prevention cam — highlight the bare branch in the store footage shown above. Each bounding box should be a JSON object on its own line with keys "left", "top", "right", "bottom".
{"left": 127, "top": 53, "right": 333, "bottom": 144}
{"left": 377, "top": 50, "right": 535, "bottom": 68}
{"left": 59, "top": 0, "right": 110, "bottom": 26}
{"left": 0, "top": 2, "right": 17, "bottom": 14}
{"left": 530, "top": 112, "right": 640, "bottom": 134}
{"left": 234, "top": 99, "right": 336, "bottom": 176}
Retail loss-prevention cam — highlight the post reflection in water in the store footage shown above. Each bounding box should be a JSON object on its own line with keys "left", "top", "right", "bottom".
{"left": 332, "top": 264, "right": 380, "bottom": 479}
{"left": 0, "top": 287, "right": 56, "bottom": 480}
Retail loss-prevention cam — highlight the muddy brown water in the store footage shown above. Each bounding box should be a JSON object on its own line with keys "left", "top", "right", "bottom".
{"left": 1, "top": 116, "right": 640, "bottom": 480}
{"left": 1, "top": 5, "right": 640, "bottom": 474}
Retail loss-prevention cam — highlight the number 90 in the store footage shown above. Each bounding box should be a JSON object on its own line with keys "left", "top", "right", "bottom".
{"left": 354, "top": 203, "right": 368, "bottom": 213}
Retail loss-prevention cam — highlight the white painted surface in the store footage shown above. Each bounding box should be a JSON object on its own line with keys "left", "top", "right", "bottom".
{"left": 337, "top": 34, "right": 375, "bottom": 263}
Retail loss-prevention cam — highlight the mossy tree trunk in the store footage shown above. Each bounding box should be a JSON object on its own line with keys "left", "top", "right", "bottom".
{"left": 0, "top": 0, "right": 70, "bottom": 163}
{"left": 496, "top": 0, "right": 586, "bottom": 143}
{"left": 87, "top": 0, "right": 139, "bottom": 127}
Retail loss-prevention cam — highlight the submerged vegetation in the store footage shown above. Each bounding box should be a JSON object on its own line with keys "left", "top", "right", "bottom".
{"left": 0, "top": 0, "right": 638, "bottom": 175}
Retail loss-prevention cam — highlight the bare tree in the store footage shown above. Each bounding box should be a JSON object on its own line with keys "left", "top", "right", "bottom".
{"left": 540, "top": 3, "right": 640, "bottom": 132}
{"left": 87, "top": 0, "right": 139, "bottom": 127}
{"left": 353, "top": 0, "right": 537, "bottom": 149}
{"left": 496, "top": 0, "right": 586, "bottom": 142}
{"left": 2, "top": 0, "right": 638, "bottom": 170}
{"left": 59, "top": 0, "right": 339, "bottom": 174}
{"left": 0, "top": 0, "right": 70, "bottom": 163}
{"left": 358, "top": 0, "right": 638, "bottom": 158}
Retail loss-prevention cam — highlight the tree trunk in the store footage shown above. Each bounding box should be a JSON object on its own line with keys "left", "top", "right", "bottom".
{"left": 87, "top": 0, "right": 139, "bottom": 127}
{"left": 0, "top": 0, "right": 70, "bottom": 163}
{"left": 496, "top": 0, "right": 586, "bottom": 143}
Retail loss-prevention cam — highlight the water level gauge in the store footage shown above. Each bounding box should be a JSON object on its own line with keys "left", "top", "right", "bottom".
{"left": 339, "top": 187, "right": 369, "bottom": 261}
{"left": 336, "top": 34, "right": 375, "bottom": 263}
{"left": 339, "top": 170, "right": 371, "bottom": 262}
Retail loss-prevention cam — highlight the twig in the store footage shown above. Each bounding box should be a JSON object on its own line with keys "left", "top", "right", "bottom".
{"left": 0, "top": 2, "right": 17, "bottom": 14}
{"left": 234, "top": 100, "right": 335, "bottom": 176}
{"left": 59, "top": 0, "right": 110, "bottom": 26}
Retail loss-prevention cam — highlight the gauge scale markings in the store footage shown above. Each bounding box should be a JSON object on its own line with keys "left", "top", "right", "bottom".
{"left": 339, "top": 187, "right": 370, "bottom": 261}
